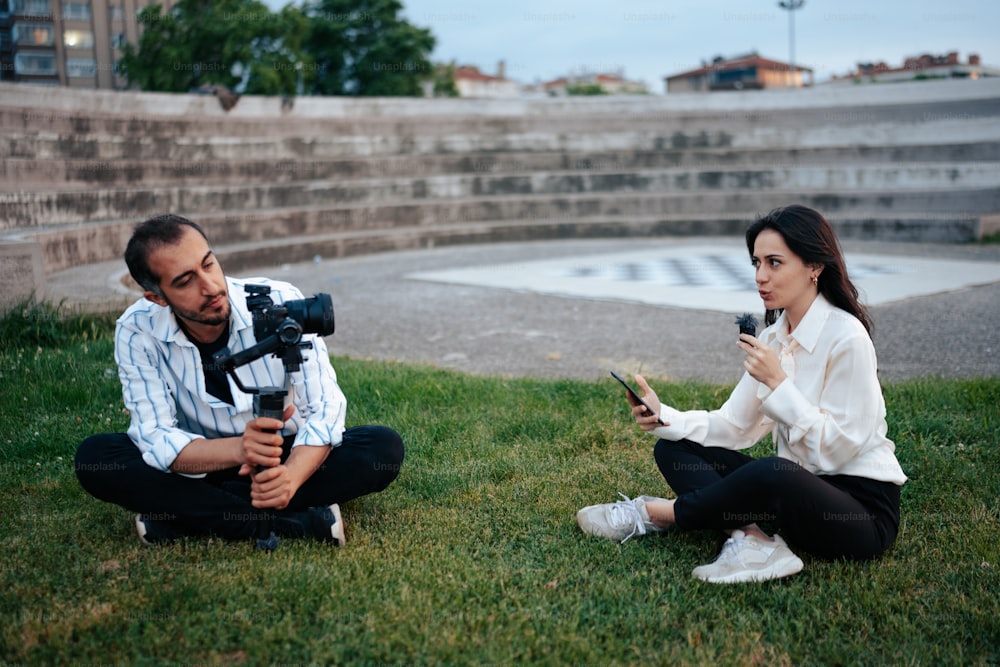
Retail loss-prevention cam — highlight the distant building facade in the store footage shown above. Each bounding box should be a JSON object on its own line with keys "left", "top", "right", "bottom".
{"left": 829, "top": 52, "right": 999, "bottom": 84}
{"left": 0, "top": 0, "right": 175, "bottom": 89}
{"left": 541, "top": 71, "right": 648, "bottom": 96}
{"left": 664, "top": 52, "right": 813, "bottom": 94}
{"left": 453, "top": 62, "right": 520, "bottom": 98}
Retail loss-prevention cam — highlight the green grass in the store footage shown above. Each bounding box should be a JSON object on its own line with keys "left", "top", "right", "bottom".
{"left": 1, "top": 316, "right": 998, "bottom": 665}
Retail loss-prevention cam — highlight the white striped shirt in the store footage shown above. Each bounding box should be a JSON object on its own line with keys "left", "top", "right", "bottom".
{"left": 115, "top": 276, "right": 346, "bottom": 476}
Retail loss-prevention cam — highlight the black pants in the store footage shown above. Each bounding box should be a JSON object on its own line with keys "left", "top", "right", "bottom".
{"left": 654, "top": 438, "right": 900, "bottom": 560}
{"left": 75, "top": 426, "right": 404, "bottom": 541}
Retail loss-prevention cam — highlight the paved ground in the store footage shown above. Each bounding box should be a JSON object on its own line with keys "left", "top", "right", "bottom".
{"left": 50, "top": 235, "right": 1000, "bottom": 384}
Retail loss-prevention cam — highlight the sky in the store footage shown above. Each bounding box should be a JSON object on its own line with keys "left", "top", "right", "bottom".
{"left": 387, "top": 0, "right": 999, "bottom": 92}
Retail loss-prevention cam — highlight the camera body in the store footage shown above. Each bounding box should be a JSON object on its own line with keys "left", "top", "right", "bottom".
{"left": 212, "top": 283, "right": 335, "bottom": 383}
{"left": 245, "top": 284, "right": 335, "bottom": 366}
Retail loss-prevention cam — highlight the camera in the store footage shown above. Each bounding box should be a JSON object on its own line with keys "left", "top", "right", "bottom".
{"left": 212, "top": 283, "right": 335, "bottom": 379}
{"left": 245, "top": 284, "right": 335, "bottom": 363}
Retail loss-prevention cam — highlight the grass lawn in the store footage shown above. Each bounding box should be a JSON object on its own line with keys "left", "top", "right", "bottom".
{"left": 1, "top": 314, "right": 998, "bottom": 665}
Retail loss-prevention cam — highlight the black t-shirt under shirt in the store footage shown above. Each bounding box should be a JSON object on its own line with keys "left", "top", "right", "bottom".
{"left": 192, "top": 323, "right": 235, "bottom": 406}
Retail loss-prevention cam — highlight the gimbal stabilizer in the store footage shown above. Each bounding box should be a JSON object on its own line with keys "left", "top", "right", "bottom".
{"left": 212, "top": 284, "right": 335, "bottom": 550}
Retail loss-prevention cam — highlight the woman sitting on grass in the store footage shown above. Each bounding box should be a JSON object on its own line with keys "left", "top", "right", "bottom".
{"left": 577, "top": 205, "right": 907, "bottom": 583}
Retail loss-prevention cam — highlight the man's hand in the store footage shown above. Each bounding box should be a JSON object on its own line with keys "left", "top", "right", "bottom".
{"left": 737, "top": 334, "right": 787, "bottom": 390}
{"left": 248, "top": 465, "right": 300, "bottom": 510}
{"left": 239, "top": 404, "right": 295, "bottom": 473}
{"left": 631, "top": 374, "right": 669, "bottom": 433}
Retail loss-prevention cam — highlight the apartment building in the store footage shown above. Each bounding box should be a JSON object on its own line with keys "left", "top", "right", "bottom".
{"left": 0, "top": 0, "right": 175, "bottom": 89}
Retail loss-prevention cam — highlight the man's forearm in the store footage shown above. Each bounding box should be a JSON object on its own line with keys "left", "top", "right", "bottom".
{"left": 169, "top": 436, "right": 244, "bottom": 475}
{"left": 283, "top": 443, "right": 331, "bottom": 488}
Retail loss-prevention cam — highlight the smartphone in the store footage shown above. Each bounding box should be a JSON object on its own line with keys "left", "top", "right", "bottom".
{"left": 610, "top": 371, "right": 665, "bottom": 425}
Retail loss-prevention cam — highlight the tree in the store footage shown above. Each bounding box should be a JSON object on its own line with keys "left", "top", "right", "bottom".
{"left": 242, "top": 5, "right": 314, "bottom": 96}
{"left": 565, "top": 83, "right": 607, "bottom": 96}
{"left": 430, "top": 62, "right": 459, "bottom": 98}
{"left": 120, "top": 0, "right": 436, "bottom": 97}
{"left": 119, "top": 0, "right": 309, "bottom": 96}
{"left": 302, "top": 0, "right": 435, "bottom": 96}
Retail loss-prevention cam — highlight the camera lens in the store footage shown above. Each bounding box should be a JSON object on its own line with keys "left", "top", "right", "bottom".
{"left": 287, "top": 294, "right": 335, "bottom": 336}
{"left": 277, "top": 319, "right": 302, "bottom": 345}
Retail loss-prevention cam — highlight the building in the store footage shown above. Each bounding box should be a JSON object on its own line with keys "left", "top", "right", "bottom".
{"left": 664, "top": 52, "right": 813, "bottom": 94}
{"left": 452, "top": 62, "right": 520, "bottom": 99}
{"left": 0, "top": 0, "right": 176, "bottom": 89}
{"left": 829, "top": 52, "right": 1000, "bottom": 84}
{"left": 541, "top": 71, "right": 648, "bottom": 96}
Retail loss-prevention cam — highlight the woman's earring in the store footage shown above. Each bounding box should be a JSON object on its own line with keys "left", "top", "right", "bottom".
{"left": 811, "top": 275, "right": 819, "bottom": 286}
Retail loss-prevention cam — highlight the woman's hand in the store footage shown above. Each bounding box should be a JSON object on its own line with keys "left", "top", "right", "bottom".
{"left": 737, "top": 334, "right": 787, "bottom": 390}
{"left": 631, "top": 374, "right": 668, "bottom": 432}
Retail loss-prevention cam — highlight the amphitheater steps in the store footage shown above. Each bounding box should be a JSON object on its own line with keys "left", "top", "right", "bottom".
{"left": 198, "top": 211, "right": 989, "bottom": 275}
{"left": 4, "top": 162, "right": 998, "bottom": 229}
{"left": 5, "top": 116, "right": 997, "bottom": 163}
{"left": 29, "top": 188, "right": 990, "bottom": 274}
{"left": 4, "top": 142, "right": 1000, "bottom": 190}
{"left": 2, "top": 80, "right": 998, "bottom": 309}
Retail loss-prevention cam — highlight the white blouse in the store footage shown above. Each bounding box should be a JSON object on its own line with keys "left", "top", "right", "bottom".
{"left": 652, "top": 294, "right": 907, "bottom": 485}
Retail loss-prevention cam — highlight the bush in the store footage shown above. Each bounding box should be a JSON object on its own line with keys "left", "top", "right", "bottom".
{"left": 0, "top": 298, "right": 116, "bottom": 348}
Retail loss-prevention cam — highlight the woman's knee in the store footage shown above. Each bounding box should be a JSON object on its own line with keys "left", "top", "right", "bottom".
{"left": 739, "top": 456, "right": 803, "bottom": 487}
{"left": 653, "top": 437, "right": 700, "bottom": 468}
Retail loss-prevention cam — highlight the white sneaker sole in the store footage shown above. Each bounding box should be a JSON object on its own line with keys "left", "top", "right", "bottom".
{"left": 328, "top": 503, "right": 346, "bottom": 546}
{"left": 695, "top": 554, "right": 804, "bottom": 584}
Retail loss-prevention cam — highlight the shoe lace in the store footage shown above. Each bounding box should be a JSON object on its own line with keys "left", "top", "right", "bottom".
{"left": 716, "top": 532, "right": 749, "bottom": 564}
{"left": 607, "top": 493, "right": 646, "bottom": 543}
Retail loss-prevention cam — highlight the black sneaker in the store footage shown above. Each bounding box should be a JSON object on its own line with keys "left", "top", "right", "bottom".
{"left": 135, "top": 514, "right": 176, "bottom": 545}
{"left": 313, "top": 503, "right": 346, "bottom": 545}
{"left": 271, "top": 504, "right": 346, "bottom": 544}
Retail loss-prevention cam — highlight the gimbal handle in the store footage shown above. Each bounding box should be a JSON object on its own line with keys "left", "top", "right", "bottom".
{"left": 210, "top": 346, "right": 289, "bottom": 552}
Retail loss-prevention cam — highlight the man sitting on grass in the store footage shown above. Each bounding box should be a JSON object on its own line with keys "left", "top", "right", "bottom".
{"left": 75, "top": 214, "right": 403, "bottom": 546}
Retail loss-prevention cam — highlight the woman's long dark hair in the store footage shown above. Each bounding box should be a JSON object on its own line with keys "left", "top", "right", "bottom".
{"left": 745, "top": 205, "right": 872, "bottom": 337}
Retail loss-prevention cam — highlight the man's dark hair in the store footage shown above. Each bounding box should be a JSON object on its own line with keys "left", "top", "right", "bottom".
{"left": 124, "top": 214, "right": 210, "bottom": 295}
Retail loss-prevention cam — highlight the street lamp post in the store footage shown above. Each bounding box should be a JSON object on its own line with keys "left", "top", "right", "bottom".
{"left": 778, "top": 0, "right": 805, "bottom": 86}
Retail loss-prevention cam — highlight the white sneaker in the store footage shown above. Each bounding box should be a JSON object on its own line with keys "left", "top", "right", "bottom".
{"left": 576, "top": 493, "right": 669, "bottom": 543}
{"left": 692, "top": 530, "right": 804, "bottom": 584}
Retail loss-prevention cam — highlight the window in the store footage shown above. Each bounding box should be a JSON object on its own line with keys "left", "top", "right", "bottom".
{"left": 61, "top": 2, "right": 89, "bottom": 20}
{"left": 14, "top": 52, "right": 56, "bottom": 74}
{"left": 12, "top": 0, "right": 51, "bottom": 16}
{"left": 12, "top": 23, "right": 54, "bottom": 45}
{"left": 63, "top": 29, "right": 93, "bottom": 48}
{"left": 111, "top": 32, "right": 126, "bottom": 49}
{"left": 65, "top": 56, "right": 95, "bottom": 77}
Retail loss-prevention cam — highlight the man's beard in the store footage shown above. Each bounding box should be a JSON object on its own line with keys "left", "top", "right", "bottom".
{"left": 168, "top": 295, "right": 231, "bottom": 328}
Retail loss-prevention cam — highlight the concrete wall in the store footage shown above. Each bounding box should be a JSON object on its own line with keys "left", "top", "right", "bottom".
{"left": 2, "top": 78, "right": 999, "bottom": 310}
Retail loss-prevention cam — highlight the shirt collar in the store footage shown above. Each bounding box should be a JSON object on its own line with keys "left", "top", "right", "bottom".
{"left": 774, "top": 294, "right": 833, "bottom": 354}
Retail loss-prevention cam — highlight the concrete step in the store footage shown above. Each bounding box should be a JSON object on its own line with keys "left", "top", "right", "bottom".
{"left": 4, "top": 113, "right": 998, "bottom": 161}
{"left": 171, "top": 213, "right": 991, "bottom": 276}
{"left": 5, "top": 142, "right": 1000, "bottom": 190}
{"left": 23, "top": 191, "right": 993, "bottom": 272}
{"left": 4, "top": 163, "right": 998, "bottom": 228}
{"left": 3, "top": 94, "right": 997, "bottom": 138}
{"left": 62, "top": 212, "right": 981, "bottom": 291}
